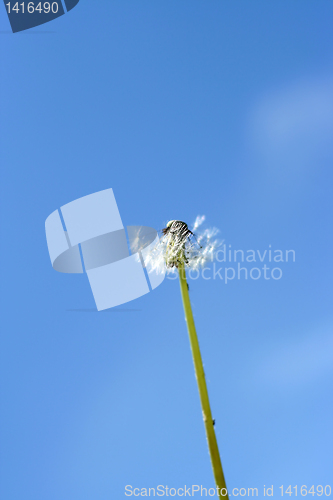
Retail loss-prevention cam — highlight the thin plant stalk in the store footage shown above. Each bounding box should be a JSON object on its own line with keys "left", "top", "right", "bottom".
{"left": 178, "top": 260, "right": 229, "bottom": 499}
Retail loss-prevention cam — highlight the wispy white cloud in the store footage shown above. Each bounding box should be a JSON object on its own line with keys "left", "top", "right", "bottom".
{"left": 248, "top": 76, "right": 333, "bottom": 184}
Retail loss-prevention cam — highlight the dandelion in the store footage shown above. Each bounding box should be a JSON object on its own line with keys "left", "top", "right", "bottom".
{"left": 147, "top": 217, "right": 228, "bottom": 500}
{"left": 145, "top": 215, "right": 223, "bottom": 274}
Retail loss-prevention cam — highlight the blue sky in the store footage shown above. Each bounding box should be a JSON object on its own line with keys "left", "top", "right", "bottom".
{"left": 1, "top": 1, "right": 332, "bottom": 499}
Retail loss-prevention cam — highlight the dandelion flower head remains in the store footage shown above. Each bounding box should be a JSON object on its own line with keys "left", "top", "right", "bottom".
{"left": 143, "top": 216, "right": 228, "bottom": 498}
{"left": 146, "top": 216, "right": 222, "bottom": 273}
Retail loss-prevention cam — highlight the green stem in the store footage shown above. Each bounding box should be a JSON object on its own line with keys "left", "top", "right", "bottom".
{"left": 178, "top": 261, "right": 229, "bottom": 499}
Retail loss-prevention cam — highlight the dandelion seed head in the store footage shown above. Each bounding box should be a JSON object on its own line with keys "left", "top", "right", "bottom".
{"left": 144, "top": 216, "right": 223, "bottom": 275}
